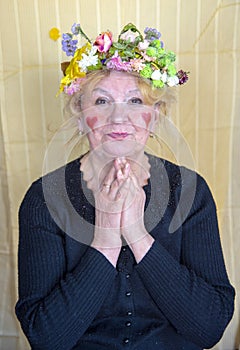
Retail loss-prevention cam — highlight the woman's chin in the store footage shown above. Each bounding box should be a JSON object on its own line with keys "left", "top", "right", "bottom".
{"left": 102, "top": 139, "right": 143, "bottom": 158}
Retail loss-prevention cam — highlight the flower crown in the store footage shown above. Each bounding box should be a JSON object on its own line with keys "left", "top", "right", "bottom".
{"left": 58, "top": 23, "right": 188, "bottom": 95}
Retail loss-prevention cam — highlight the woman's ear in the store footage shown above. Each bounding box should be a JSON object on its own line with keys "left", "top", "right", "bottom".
{"left": 154, "top": 101, "right": 167, "bottom": 116}
{"left": 69, "top": 93, "right": 82, "bottom": 115}
{"left": 77, "top": 117, "right": 84, "bottom": 134}
{"left": 148, "top": 102, "right": 165, "bottom": 133}
{"left": 149, "top": 116, "right": 156, "bottom": 133}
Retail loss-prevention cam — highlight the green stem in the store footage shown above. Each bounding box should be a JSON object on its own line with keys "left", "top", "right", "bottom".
{"left": 80, "top": 28, "right": 91, "bottom": 43}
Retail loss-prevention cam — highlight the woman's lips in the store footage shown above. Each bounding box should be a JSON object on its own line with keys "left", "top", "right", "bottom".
{"left": 107, "top": 132, "right": 130, "bottom": 139}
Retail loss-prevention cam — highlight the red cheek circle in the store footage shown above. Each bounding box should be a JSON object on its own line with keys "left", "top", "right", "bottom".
{"left": 86, "top": 116, "right": 98, "bottom": 129}
{"left": 142, "top": 112, "right": 152, "bottom": 127}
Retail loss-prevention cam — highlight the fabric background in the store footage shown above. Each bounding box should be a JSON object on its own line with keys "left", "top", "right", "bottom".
{"left": 0, "top": 0, "right": 239, "bottom": 349}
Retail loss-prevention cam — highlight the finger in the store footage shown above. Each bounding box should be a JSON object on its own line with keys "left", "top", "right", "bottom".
{"left": 118, "top": 177, "right": 131, "bottom": 198}
{"left": 113, "top": 160, "right": 130, "bottom": 185}
{"left": 101, "top": 183, "right": 111, "bottom": 192}
{"left": 122, "top": 179, "right": 144, "bottom": 214}
{"left": 108, "top": 173, "right": 129, "bottom": 200}
{"left": 122, "top": 162, "right": 130, "bottom": 179}
{"left": 102, "top": 170, "right": 125, "bottom": 200}
{"left": 101, "top": 165, "right": 116, "bottom": 192}
{"left": 129, "top": 170, "right": 140, "bottom": 190}
{"left": 114, "top": 158, "right": 121, "bottom": 172}
{"left": 114, "top": 157, "right": 126, "bottom": 175}
{"left": 108, "top": 181, "right": 122, "bottom": 200}
{"left": 114, "top": 163, "right": 132, "bottom": 199}
{"left": 116, "top": 168, "right": 125, "bottom": 185}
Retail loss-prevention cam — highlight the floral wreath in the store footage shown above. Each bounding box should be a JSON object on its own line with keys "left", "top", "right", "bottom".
{"left": 57, "top": 23, "right": 189, "bottom": 95}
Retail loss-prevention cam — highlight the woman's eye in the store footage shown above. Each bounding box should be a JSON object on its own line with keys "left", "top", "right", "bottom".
{"left": 95, "top": 98, "right": 108, "bottom": 105}
{"left": 129, "top": 97, "right": 143, "bottom": 104}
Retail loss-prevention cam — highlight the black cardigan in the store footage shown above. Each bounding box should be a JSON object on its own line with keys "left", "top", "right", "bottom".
{"left": 15, "top": 154, "right": 235, "bottom": 349}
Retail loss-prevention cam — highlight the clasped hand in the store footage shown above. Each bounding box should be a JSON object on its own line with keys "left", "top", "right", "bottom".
{"left": 92, "top": 157, "right": 148, "bottom": 249}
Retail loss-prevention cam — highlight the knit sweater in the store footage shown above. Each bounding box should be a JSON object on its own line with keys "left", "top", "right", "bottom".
{"left": 15, "top": 154, "right": 235, "bottom": 350}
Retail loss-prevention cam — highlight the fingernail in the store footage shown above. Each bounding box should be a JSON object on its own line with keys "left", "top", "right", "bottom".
{"left": 117, "top": 169, "right": 124, "bottom": 179}
{"left": 125, "top": 163, "right": 130, "bottom": 176}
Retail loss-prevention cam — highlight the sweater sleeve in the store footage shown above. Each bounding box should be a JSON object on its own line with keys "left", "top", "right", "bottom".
{"left": 15, "top": 181, "right": 117, "bottom": 350}
{"left": 136, "top": 173, "right": 235, "bottom": 348}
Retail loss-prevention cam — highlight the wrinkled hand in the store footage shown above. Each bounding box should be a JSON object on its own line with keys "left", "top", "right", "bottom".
{"left": 92, "top": 158, "right": 130, "bottom": 249}
{"left": 117, "top": 159, "right": 154, "bottom": 262}
{"left": 91, "top": 157, "right": 152, "bottom": 265}
{"left": 120, "top": 165, "right": 148, "bottom": 245}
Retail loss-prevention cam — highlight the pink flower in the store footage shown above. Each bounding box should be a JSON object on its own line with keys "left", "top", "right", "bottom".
{"left": 106, "top": 52, "right": 132, "bottom": 71}
{"left": 94, "top": 31, "right": 112, "bottom": 53}
{"left": 64, "top": 78, "right": 86, "bottom": 95}
{"left": 130, "top": 58, "right": 146, "bottom": 72}
{"left": 138, "top": 40, "right": 149, "bottom": 50}
{"left": 141, "top": 52, "right": 155, "bottom": 62}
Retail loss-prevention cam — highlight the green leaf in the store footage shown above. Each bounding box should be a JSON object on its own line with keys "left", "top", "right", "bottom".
{"left": 124, "top": 50, "right": 135, "bottom": 57}
{"left": 112, "top": 42, "right": 127, "bottom": 50}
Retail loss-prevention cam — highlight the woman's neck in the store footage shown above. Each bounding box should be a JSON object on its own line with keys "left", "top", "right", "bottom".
{"left": 80, "top": 150, "right": 151, "bottom": 191}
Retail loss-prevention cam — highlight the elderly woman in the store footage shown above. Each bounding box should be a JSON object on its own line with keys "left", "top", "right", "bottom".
{"left": 15, "top": 24, "right": 234, "bottom": 350}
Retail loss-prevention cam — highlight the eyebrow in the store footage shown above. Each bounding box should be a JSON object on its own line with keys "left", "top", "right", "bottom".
{"left": 92, "top": 88, "right": 141, "bottom": 96}
{"left": 92, "top": 88, "right": 111, "bottom": 96}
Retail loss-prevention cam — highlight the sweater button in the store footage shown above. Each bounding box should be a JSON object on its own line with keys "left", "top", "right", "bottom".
{"left": 125, "top": 274, "right": 130, "bottom": 279}
{"left": 125, "top": 291, "right": 131, "bottom": 297}
{"left": 123, "top": 338, "right": 130, "bottom": 344}
{"left": 126, "top": 311, "right": 132, "bottom": 316}
{"left": 125, "top": 321, "right": 132, "bottom": 327}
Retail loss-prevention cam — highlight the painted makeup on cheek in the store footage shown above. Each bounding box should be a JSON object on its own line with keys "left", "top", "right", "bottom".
{"left": 86, "top": 116, "right": 98, "bottom": 130}
{"left": 142, "top": 112, "right": 152, "bottom": 128}
{"left": 129, "top": 111, "right": 152, "bottom": 131}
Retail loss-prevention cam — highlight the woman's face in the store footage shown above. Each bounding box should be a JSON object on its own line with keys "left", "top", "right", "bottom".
{"left": 79, "top": 71, "right": 157, "bottom": 158}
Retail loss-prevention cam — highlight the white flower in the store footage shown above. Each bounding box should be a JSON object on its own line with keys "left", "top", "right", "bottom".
{"left": 161, "top": 72, "right": 167, "bottom": 83}
{"left": 167, "top": 76, "right": 179, "bottom": 87}
{"left": 151, "top": 70, "right": 161, "bottom": 80}
{"left": 151, "top": 70, "right": 167, "bottom": 83}
{"left": 120, "top": 29, "right": 139, "bottom": 43}
{"left": 78, "top": 45, "right": 98, "bottom": 72}
{"left": 138, "top": 40, "right": 149, "bottom": 50}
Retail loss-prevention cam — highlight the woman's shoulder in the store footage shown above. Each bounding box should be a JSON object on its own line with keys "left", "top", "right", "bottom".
{"left": 147, "top": 154, "right": 217, "bottom": 235}
{"left": 147, "top": 153, "right": 214, "bottom": 205}
{"left": 20, "top": 158, "right": 82, "bottom": 210}
{"left": 147, "top": 153, "right": 205, "bottom": 185}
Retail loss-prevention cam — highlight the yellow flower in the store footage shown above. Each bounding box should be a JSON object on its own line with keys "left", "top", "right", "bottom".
{"left": 49, "top": 27, "right": 60, "bottom": 41}
{"left": 57, "top": 44, "right": 91, "bottom": 95}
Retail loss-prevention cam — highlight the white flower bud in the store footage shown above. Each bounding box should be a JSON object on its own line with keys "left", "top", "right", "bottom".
{"left": 151, "top": 70, "right": 161, "bottom": 80}
{"left": 167, "top": 76, "right": 179, "bottom": 87}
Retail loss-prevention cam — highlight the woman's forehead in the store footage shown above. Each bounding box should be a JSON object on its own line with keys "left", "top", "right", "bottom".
{"left": 93, "top": 72, "right": 139, "bottom": 93}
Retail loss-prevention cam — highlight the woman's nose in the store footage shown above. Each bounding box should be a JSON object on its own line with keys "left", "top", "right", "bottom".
{"left": 108, "top": 103, "right": 129, "bottom": 123}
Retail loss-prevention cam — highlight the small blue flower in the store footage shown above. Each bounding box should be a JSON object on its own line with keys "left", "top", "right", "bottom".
{"left": 61, "top": 37, "right": 78, "bottom": 56}
{"left": 71, "top": 23, "right": 81, "bottom": 35}
{"left": 62, "top": 33, "right": 72, "bottom": 40}
{"left": 144, "top": 27, "right": 161, "bottom": 41}
{"left": 71, "top": 39, "right": 78, "bottom": 46}
{"left": 65, "top": 49, "right": 74, "bottom": 56}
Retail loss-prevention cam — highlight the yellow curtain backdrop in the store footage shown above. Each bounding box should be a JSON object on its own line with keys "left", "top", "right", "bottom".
{"left": 0, "top": 0, "right": 239, "bottom": 349}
